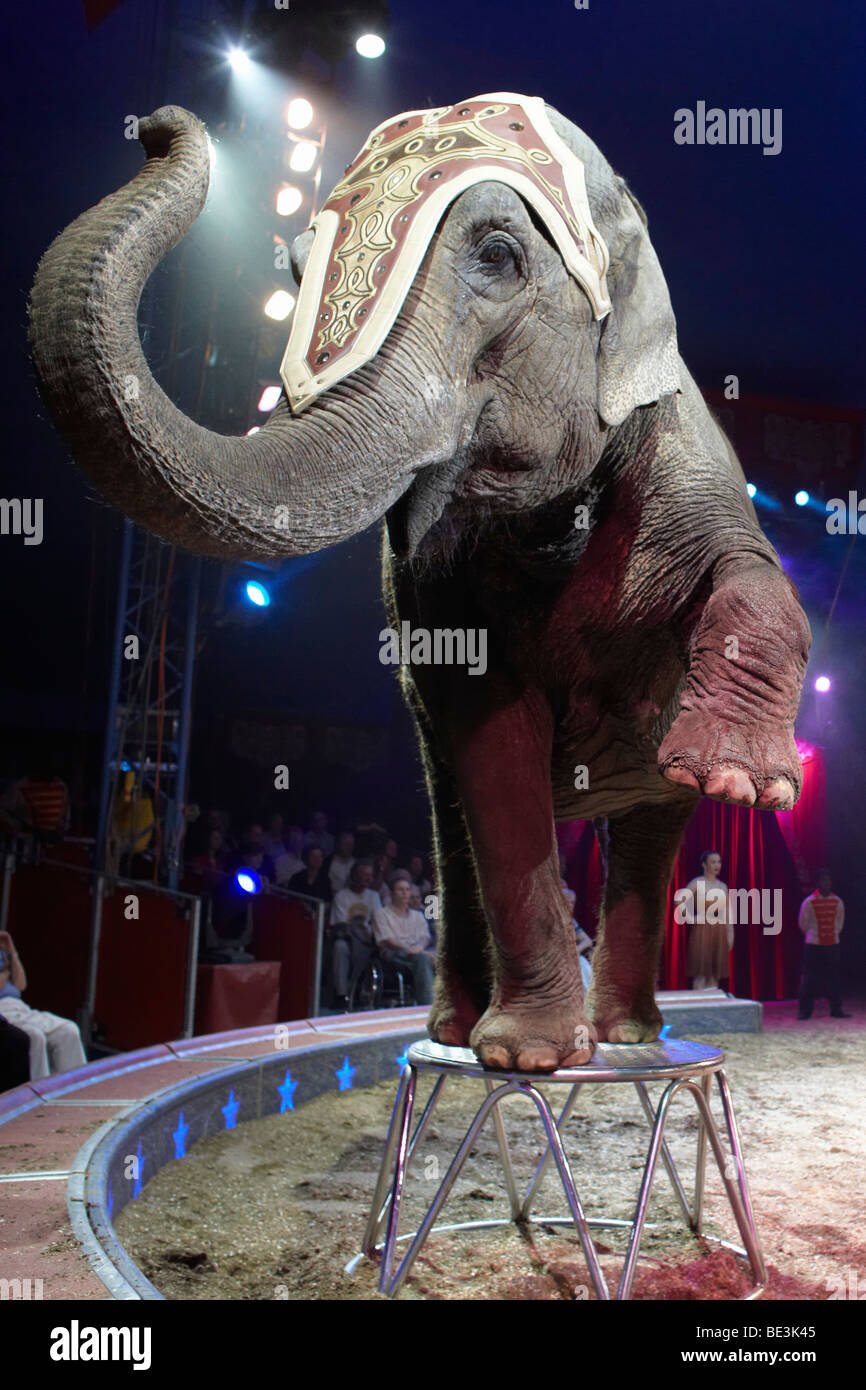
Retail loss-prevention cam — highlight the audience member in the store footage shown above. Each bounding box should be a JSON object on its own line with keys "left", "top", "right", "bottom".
{"left": 273, "top": 824, "right": 305, "bottom": 886}
{"left": 371, "top": 852, "right": 394, "bottom": 907}
{"left": 325, "top": 831, "right": 356, "bottom": 897}
{"left": 288, "top": 845, "right": 331, "bottom": 901}
{"left": 303, "top": 811, "right": 335, "bottom": 858}
{"left": 189, "top": 828, "right": 226, "bottom": 883}
{"left": 261, "top": 813, "right": 284, "bottom": 858}
{"left": 372, "top": 877, "right": 434, "bottom": 1005}
{"left": 331, "top": 859, "right": 382, "bottom": 927}
{"left": 407, "top": 853, "right": 433, "bottom": 897}
{"left": 0, "top": 932, "right": 87, "bottom": 1080}
{"left": 331, "top": 902, "right": 376, "bottom": 1011}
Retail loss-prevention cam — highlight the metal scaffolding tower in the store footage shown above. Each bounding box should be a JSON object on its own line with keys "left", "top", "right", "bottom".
{"left": 94, "top": 523, "right": 201, "bottom": 889}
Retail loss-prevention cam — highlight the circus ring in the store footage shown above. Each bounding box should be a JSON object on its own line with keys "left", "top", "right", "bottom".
{"left": 0, "top": 1008, "right": 425, "bottom": 1300}
{"left": 0, "top": 999, "right": 861, "bottom": 1301}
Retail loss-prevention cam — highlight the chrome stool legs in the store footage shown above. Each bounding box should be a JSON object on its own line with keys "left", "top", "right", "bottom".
{"left": 349, "top": 1040, "right": 767, "bottom": 1301}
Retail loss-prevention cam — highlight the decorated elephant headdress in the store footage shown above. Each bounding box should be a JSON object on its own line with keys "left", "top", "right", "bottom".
{"left": 280, "top": 93, "right": 616, "bottom": 414}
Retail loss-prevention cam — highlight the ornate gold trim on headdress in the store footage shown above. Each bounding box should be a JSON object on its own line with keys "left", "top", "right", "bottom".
{"left": 280, "top": 93, "right": 611, "bottom": 414}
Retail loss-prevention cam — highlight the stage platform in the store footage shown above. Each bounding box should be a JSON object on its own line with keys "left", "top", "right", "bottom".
{"left": 0, "top": 991, "right": 761, "bottom": 1300}
{"left": 656, "top": 988, "right": 763, "bottom": 1035}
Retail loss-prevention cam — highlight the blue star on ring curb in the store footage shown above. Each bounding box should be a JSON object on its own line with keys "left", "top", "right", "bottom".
{"left": 336, "top": 1056, "right": 356, "bottom": 1091}
{"left": 396, "top": 1045, "right": 410, "bottom": 1069}
{"left": 278, "top": 1069, "right": 298, "bottom": 1113}
{"left": 172, "top": 1110, "right": 190, "bottom": 1158}
{"left": 222, "top": 1088, "right": 240, "bottom": 1129}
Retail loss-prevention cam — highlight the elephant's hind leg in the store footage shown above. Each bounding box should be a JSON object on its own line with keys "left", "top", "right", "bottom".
{"left": 587, "top": 797, "right": 695, "bottom": 1042}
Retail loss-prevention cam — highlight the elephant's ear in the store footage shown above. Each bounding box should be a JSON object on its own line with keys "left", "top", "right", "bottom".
{"left": 594, "top": 179, "right": 681, "bottom": 428}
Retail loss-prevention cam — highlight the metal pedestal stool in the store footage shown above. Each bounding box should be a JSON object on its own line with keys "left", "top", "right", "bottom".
{"left": 350, "top": 1037, "right": 767, "bottom": 1300}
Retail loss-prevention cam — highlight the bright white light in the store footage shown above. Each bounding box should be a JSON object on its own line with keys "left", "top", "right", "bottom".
{"left": 356, "top": 33, "right": 386, "bottom": 58}
{"left": 288, "top": 98, "right": 313, "bottom": 130}
{"left": 246, "top": 426, "right": 261, "bottom": 435}
{"left": 236, "top": 869, "right": 262, "bottom": 894}
{"left": 206, "top": 134, "right": 217, "bottom": 175}
{"left": 746, "top": 482, "right": 756, "bottom": 498}
{"left": 245, "top": 581, "right": 270, "bottom": 608}
{"left": 228, "top": 48, "right": 251, "bottom": 73}
{"left": 795, "top": 490, "right": 810, "bottom": 506}
{"left": 257, "top": 385, "right": 282, "bottom": 412}
{"left": 276, "top": 185, "right": 303, "bottom": 217}
{"left": 264, "top": 290, "right": 295, "bottom": 321}
{"left": 814, "top": 675, "right": 831, "bottom": 693}
{"left": 289, "top": 140, "right": 318, "bottom": 173}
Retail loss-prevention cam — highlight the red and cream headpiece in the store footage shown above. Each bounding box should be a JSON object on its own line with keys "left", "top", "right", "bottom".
{"left": 280, "top": 93, "right": 611, "bottom": 414}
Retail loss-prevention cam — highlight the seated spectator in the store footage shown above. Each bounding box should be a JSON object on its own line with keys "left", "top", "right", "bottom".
{"left": 303, "top": 811, "right": 335, "bottom": 858}
{"left": 331, "top": 904, "right": 375, "bottom": 1011}
{"left": 262, "top": 812, "right": 284, "bottom": 858}
{"left": 0, "top": 932, "right": 86, "bottom": 1081}
{"left": 0, "top": 1015, "right": 31, "bottom": 1091}
{"left": 325, "top": 831, "right": 356, "bottom": 897}
{"left": 407, "top": 853, "right": 433, "bottom": 898}
{"left": 331, "top": 859, "right": 382, "bottom": 927}
{"left": 373, "top": 877, "right": 435, "bottom": 1005}
{"left": 236, "top": 839, "right": 275, "bottom": 887}
{"left": 189, "top": 828, "right": 227, "bottom": 884}
{"left": 244, "top": 822, "right": 266, "bottom": 852}
{"left": 371, "top": 851, "right": 395, "bottom": 907}
{"left": 288, "top": 845, "right": 331, "bottom": 901}
{"left": 405, "top": 880, "right": 438, "bottom": 948}
{"left": 273, "top": 824, "right": 305, "bottom": 886}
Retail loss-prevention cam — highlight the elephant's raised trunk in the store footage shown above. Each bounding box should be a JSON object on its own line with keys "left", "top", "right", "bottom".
{"left": 28, "top": 106, "right": 421, "bottom": 559}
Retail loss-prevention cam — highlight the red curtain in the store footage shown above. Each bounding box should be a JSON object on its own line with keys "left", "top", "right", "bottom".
{"left": 557, "top": 745, "right": 825, "bottom": 1001}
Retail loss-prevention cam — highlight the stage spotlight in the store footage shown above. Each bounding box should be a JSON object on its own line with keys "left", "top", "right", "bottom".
{"left": 276, "top": 185, "right": 303, "bottom": 217}
{"left": 795, "top": 490, "right": 810, "bottom": 506}
{"left": 264, "top": 290, "right": 295, "bottom": 321}
{"left": 288, "top": 98, "right": 314, "bottom": 130}
{"left": 245, "top": 580, "right": 271, "bottom": 608}
{"left": 257, "top": 385, "right": 282, "bottom": 412}
{"left": 227, "top": 47, "right": 251, "bottom": 72}
{"left": 814, "top": 675, "right": 831, "bottom": 693}
{"left": 289, "top": 140, "right": 318, "bottom": 173}
{"left": 236, "top": 869, "right": 262, "bottom": 894}
{"left": 746, "top": 482, "right": 756, "bottom": 498}
{"left": 356, "top": 33, "right": 386, "bottom": 58}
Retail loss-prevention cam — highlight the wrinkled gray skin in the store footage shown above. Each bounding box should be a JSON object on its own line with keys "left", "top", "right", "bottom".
{"left": 29, "top": 105, "right": 810, "bottom": 1071}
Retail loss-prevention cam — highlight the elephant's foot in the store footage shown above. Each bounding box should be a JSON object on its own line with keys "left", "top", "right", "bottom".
{"left": 427, "top": 975, "right": 484, "bottom": 1048}
{"left": 658, "top": 710, "right": 800, "bottom": 810}
{"left": 469, "top": 981, "right": 597, "bottom": 1073}
{"left": 587, "top": 965, "right": 663, "bottom": 1043}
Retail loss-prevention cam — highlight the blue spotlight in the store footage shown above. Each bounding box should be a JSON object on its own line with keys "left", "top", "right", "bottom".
{"left": 794, "top": 490, "right": 810, "bottom": 507}
{"left": 746, "top": 483, "right": 756, "bottom": 498}
{"left": 236, "top": 869, "right": 262, "bottom": 895}
{"left": 228, "top": 47, "right": 251, "bottom": 73}
{"left": 245, "top": 580, "right": 270, "bottom": 608}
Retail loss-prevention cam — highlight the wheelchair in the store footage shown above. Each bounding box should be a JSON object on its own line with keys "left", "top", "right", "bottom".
{"left": 349, "top": 948, "right": 416, "bottom": 1011}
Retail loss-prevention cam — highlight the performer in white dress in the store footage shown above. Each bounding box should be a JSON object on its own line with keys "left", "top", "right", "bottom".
{"left": 681, "top": 850, "right": 733, "bottom": 990}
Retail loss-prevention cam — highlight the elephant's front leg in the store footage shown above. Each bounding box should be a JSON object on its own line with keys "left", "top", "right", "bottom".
{"left": 453, "top": 688, "right": 595, "bottom": 1072}
{"left": 659, "top": 561, "right": 811, "bottom": 808}
{"left": 588, "top": 798, "right": 696, "bottom": 1042}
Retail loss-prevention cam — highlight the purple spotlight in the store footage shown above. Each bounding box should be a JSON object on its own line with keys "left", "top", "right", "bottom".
{"left": 814, "top": 676, "right": 831, "bottom": 693}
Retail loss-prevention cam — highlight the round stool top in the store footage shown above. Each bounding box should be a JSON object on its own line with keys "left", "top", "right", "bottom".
{"left": 407, "top": 1037, "right": 723, "bottom": 1083}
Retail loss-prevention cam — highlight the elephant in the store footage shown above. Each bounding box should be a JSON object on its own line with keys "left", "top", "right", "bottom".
{"left": 29, "top": 93, "right": 810, "bottom": 1072}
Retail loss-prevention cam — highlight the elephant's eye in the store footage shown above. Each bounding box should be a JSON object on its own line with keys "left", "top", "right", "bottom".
{"left": 477, "top": 233, "right": 522, "bottom": 275}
